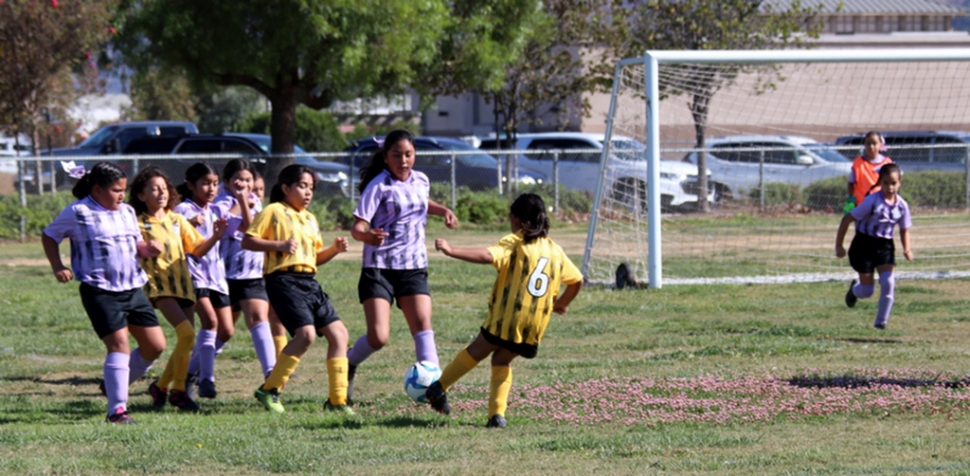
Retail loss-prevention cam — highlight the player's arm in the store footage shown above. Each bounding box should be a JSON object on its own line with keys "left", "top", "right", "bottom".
{"left": 834, "top": 213, "right": 854, "bottom": 258}
{"left": 242, "top": 234, "right": 297, "bottom": 254}
{"left": 434, "top": 238, "right": 492, "bottom": 264}
{"left": 316, "top": 237, "right": 348, "bottom": 265}
{"left": 236, "top": 192, "right": 253, "bottom": 233}
{"left": 42, "top": 234, "right": 73, "bottom": 283}
{"left": 553, "top": 281, "right": 583, "bottom": 315}
{"left": 186, "top": 217, "right": 227, "bottom": 258}
{"left": 351, "top": 217, "right": 388, "bottom": 246}
{"left": 900, "top": 227, "right": 913, "bottom": 261}
{"left": 427, "top": 199, "right": 458, "bottom": 229}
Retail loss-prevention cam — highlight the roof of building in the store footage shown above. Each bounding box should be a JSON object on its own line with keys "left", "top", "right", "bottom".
{"left": 767, "top": 0, "right": 968, "bottom": 14}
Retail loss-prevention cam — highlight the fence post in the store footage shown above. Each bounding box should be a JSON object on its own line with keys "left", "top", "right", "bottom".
{"left": 553, "top": 150, "right": 560, "bottom": 213}
{"left": 450, "top": 153, "right": 457, "bottom": 210}
{"left": 965, "top": 144, "right": 969, "bottom": 211}
{"left": 17, "top": 157, "right": 26, "bottom": 242}
{"left": 759, "top": 149, "right": 766, "bottom": 209}
{"left": 496, "top": 152, "right": 503, "bottom": 196}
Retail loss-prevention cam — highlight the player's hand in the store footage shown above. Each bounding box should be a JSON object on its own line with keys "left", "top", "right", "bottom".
{"left": 146, "top": 240, "right": 163, "bottom": 257}
{"left": 835, "top": 245, "right": 846, "bottom": 258}
{"left": 212, "top": 217, "right": 228, "bottom": 238}
{"left": 231, "top": 183, "right": 250, "bottom": 202}
{"left": 367, "top": 228, "right": 388, "bottom": 246}
{"left": 189, "top": 214, "right": 206, "bottom": 227}
{"left": 553, "top": 301, "right": 569, "bottom": 315}
{"left": 434, "top": 238, "right": 451, "bottom": 255}
{"left": 53, "top": 266, "right": 73, "bottom": 283}
{"left": 443, "top": 209, "right": 458, "bottom": 229}
{"left": 333, "top": 236, "right": 349, "bottom": 253}
{"left": 904, "top": 249, "right": 913, "bottom": 261}
{"left": 278, "top": 239, "right": 298, "bottom": 254}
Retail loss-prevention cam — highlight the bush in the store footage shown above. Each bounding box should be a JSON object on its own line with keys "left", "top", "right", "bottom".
{"left": 517, "top": 184, "right": 593, "bottom": 214}
{"left": 0, "top": 191, "right": 76, "bottom": 239}
{"left": 748, "top": 182, "right": 802, "bottom": 206}
{"left": 803, "top": 177, "right": 844, "bottom": 210}
{"left": 803, "top": 171, "right": 968, "bottom": 211}
{"left": 309, "top": 194, "right": 356, "bottom": 231}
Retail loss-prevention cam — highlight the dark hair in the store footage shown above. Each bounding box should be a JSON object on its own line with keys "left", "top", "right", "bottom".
{"left": 357, "top": 129, "right": 416, "bottom": 194}
{"left": 253, "top": 169, "right": 263, "bottom": 181}
{"left": 510, "top": 193, "right": 549, "bottom": 243}
{"left": 128, "top": 165, "right": 178, "bottom": 215}
{"left": 222, "top": 158, "right": 257, "bottom": 184}
{"left": 176, "top": 162, "right": 219, "bottom": 202}
{"left": 72, "top": 161, "right": 126, "bottom": 199}
{"left": 269, "top": 164, "right": 316, "bottom": 204}
{"left": 878, "top": 163, "right": 901, "bottom": 181}
{"left": 863, "top": 131, "right": 883, "bottom": 144}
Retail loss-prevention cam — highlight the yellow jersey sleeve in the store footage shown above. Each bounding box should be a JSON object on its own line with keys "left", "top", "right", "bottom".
{"left": 487, "top": 233, "right": 519, "bottom": 271}
{"left": 175, "top": 213, "right": 204, "bottom": 256}
{"left": 247, "top": 204, "right": 279, "bottom": 241}
{"left": 310, "top": 214, "right": 324, "bottom": 253}
{"left": 558, "top": 246, "right": 583, "bottom": 285}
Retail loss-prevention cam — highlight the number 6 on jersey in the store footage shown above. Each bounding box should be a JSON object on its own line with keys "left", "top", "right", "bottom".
{"left": 527, "top": 257, "right": 550, "bottom": 297}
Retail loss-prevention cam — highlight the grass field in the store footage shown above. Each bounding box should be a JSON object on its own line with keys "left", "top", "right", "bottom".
{"left": 3, "top": 224, "right": 970, "bottom": 475}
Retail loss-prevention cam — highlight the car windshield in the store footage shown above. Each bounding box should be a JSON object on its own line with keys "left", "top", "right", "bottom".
{"left": 804, "top": 143, "right": 849, "bottom": 163}
{"left": 245, "top": 135, "right": 307, "bottom": 155}
{"left": 603, "top": 139, "right": 646, "bottom": 161}
{"left": 78, "top": 126, "right": 118, "bottom": 149}
{"left": 438, "top": 140, "right": 497, "bottom": 166}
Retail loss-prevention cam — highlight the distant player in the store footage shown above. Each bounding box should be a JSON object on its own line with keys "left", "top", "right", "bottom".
{"left": 129, "top": 166, "right": 225, "bottom": 411}
{"left": 42, "top": 162, "right": 166, "bottom": 423}
{"left": 346, "top": 129, "right": 458, "bottom": 404}
{"left": 425, "top": 193, "right": 583, "bottom": 428}
{"left": 244, "top": 164, "right": 353, "bottom": 414}
{"left": 845, "top": 131, "right": 893, "bottom": 214}
{"left": 836, "top": 163, "right": 912, "bottom": 329}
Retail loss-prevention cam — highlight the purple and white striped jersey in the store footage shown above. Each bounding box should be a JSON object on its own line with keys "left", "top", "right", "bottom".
{"left": 354, "top": 169, "right": 430, "bottom": 270}
{"left": 851, "top": 192, "right": 912, "bottom": 240}
{"left": 44, "top": 196, "right": 148, "bottom": 292}
{"left": 173, "top": 200, "right": 229, "bottom": 294}
{"left": 213, "top": 189, "right": 264, "bottom": 280}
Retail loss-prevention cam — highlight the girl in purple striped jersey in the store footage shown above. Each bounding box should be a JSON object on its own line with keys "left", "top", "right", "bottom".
{"left": 836, "top": 163, "right": 913, "bottom": 330}
{"left": 42, "top": 162, "right": 165, "bottom": 424}
{"left": 347, "top": 129, "right": 458, "bottom": 403}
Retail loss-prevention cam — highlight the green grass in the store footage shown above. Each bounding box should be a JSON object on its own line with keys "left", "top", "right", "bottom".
{"left": 4, "top": 238, "right": 970, "bottom": 474}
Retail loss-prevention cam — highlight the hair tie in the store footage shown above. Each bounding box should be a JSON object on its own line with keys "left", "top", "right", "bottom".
{"left": 61, "top": 161, "right": 86, "bottom": 179}
{"left": 374, "top": 137, "right": 385, "bottom": 148}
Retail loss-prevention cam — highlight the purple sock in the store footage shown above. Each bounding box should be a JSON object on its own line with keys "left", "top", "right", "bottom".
{"left": 876, "top": 271, "right": 895, "bottom": 327}
{"left": 127, "top": 347, "right": 154, "bottom": 385}
{"left": 348, "top": 334, "right": 379, "bottom": 367}
{"left": 104, "top": 352, "right": 129, "bottom": 415}
{"left": 215, "top": 338, "right": 227, "bottom": 355}
{"left": 853, "top": 283, "right": 874, "bottom": 299}
{"left": 250, "top": 322, "right": 276, "bottom": 377}
{"left": 413, "top": 330, "right": 439, "bottom": 366}
{"left": 194, "top": 329, "right": 217, "bottom": 382}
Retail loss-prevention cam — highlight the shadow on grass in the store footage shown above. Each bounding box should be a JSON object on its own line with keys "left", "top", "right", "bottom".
{"left": 834, "top": 337, "right": 905, "bottom": 344}
{"left": 785, "top": 374, "right": 970, "bottom": 389}
{"left": 0, "top": 399, "right": 103, "bottom": 423}
{"left": 377, "top": 416, "right": 450, "bottom": 429}
{"left": 3, "top": 375, "right": 102, "bottom": 387}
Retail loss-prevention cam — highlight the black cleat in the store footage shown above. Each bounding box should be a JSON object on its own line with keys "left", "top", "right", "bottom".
{"left": 106, "top": 409, "right": 136, "bottom": 424}
{"left": 486, "top": 414, "right": 507, "bottom": 428}
{"left": 425, "top": 381, "right": 450, "bottom": 415}
{"left": 184, "top": 373, "right": 198, "bottom": 401}
{"left": 874, "top": 323, "right": 886, "bottom": 330}
{"left": 148, "top": 381, "right": 167, "bottom": 408}
{"left": 845, "top": 280, "right": 857, "bottom": 308}
{"left": 168, "top": 390, "right": 200, "bottom": 412}
{"left": 198, "top": 379, "right": 217, "bottom": 399}
{"left": 346, "top": 364, "right": 357, "bottom": 406}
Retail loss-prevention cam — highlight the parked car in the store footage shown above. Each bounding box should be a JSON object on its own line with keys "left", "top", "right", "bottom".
{"left": 342, "top": 136, "right": 546, "bottom": 190}
{"left": 0, "top": 137, "right": 32, "bottom": 176}
{"left": 680, "top": 135, "right": 852, "bottom": 199}
{"left": 480, "top": 132, "right": 714, "bottom": 211}
{"left": 834, "top": 131, "right": 970, "bottom": 172}
{"left": 223, "top": 132, "right": 353, "bottom": 197}
{"left": 52, "top": 121, "right": 198, "bottom": 157}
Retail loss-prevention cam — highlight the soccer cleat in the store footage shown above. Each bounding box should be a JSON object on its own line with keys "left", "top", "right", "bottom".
{"left": 254, "top": 386, "right": 285, "bottom": 414}
{"left": 324, "top": 400, "right": 356, "bottom": 416}
{"left": 425, "top": 381, "right": 451, "bottom": 415}
{"left": 874, "top": 323, "right": 887, "bottom": 330}
{"left": 184, "top": 373, "right": 198, "bottom": 401}
{"left": 346, "top": 364, "right": 357, "bottom": 406}
{"left": 168, "top": 390, "right": 200, "bottom": 412}
{"left": 845, "top": 280, "right": 858, "bottom": 308}
{"left": 106, "top": 408, "right": 136, "bottom": 424}
{"left": 148, "top": 381, "right": 167, "bottom": 408}
{"left": 486, "top": 414, "right": 507, "bottom": 428}
{"left": 198, "top": 379, "right": 217, "bottom": 399}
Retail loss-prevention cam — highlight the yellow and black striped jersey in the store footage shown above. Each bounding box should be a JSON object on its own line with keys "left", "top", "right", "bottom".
{"left": 484, "top": 232, "right": 583, "bottom": 346}
{"left": 247, "top": 202, "right": 323, "bottom": 275}
{"left": 138, "top": 211, "right": 204, "bottom": 302}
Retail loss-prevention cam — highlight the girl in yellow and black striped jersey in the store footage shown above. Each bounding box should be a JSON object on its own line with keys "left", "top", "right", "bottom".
{"left": 129, "top": 166, "right": 226, "bottom": 411}
{"left": 243, "top": 164, "right": 352, "bottom": 414}
{"left": 426, "top": 193, "right": 583, "bottom": 428}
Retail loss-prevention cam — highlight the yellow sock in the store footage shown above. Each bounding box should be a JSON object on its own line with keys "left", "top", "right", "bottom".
{"left": 439, "top": 348, "right": 482, "bottom": 392}
{"left": 170, "top": 320, "right": 196, "bottom": 392}
{"left": 263, "top": 353, "right": 300, "bottom": 392}
{"left": 488, "top": 366, "right": 512, "bottom": 418}
{"left": 157, "top": 357, "right": 174, "bottom": 390}
{"left": 326, "top": 357, "right": 349, "bottom": 406}
{"left": 273, "top": 336, "right": 288, "bottom": 359}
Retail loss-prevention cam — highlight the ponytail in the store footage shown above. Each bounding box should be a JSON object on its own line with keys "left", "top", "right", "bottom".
{"left": 72, "top": 161, "right": 125, "bottom": 199}
{"left": 357, "top": 129, "right": 415, "bottom": 194}
{"left": 510, "top": 193, "right": 549, "bottom": 243}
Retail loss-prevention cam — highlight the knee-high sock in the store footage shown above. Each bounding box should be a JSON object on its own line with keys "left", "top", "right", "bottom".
{"left": 250, "top": 322, "right": 276, "bottom": 377}
{"left": 347, "top": 334, "right": 379, "bottom": 367}
{"left": 488, "top": 366, "right": 513, "bottom": 418}
{"left": 262, "top": 353, "right": 300, "bottom": 392}
{"left": 273, "top": 335, "right": 288, "bottom": 360}
{"left": 190, "top": 329, "right": 217, "bottom": 382}
{"left": 413, "top": 330, "right": 439, "bottom": 366}
{"left": 853, "top": 282, "right": 875, "bottom": 299}
{"left": 104, "top": 352, "right": 130, "bottom": 415}
{"left": 168, "top": 321, "right": 196, "bottom": 392}
{"left": 439, "top": 348, "right": 482, "bottom": 391}
{"left": 327, "top": 357, "right": 349, "bottom": 406}
{"left": 876, "top": 271, "right": 895, "bottom": 327}
{"left": 127, "top": 347, "right": 155, "bottom": 385}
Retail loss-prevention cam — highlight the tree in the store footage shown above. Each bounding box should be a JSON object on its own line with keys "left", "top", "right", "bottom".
{"left": 121, "top": 66, "right": 199, "bottom": 123}
{"left": 607, "top": 0, "right": 823, "bottom": 211}
{"left": 0, "top": 0, "right": 117, "bottom": 192}
{"left": 237, "top": 107, "right": 347, "bottom": 153}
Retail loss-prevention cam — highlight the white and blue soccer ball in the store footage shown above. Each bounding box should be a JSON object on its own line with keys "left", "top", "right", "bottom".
{"left": 403, "top": 361, "right": 442, "bottom": 403}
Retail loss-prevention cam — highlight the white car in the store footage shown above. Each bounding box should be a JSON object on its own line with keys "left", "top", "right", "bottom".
{"left": 0, "top": 137, "right": 31, "bottom": 175}
{"left": 480, "top": 132, "right": 714, "bottom": 211}
{"left": 681, "top": 135, "right": 852, "bottom": 199}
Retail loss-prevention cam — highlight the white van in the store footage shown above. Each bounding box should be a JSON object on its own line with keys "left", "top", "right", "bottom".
{"left": 480, "top": 132, "right": 714, "bottom": 211}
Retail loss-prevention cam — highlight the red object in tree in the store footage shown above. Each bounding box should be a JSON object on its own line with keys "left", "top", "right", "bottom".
{"left": 54, "top": 125, "right": 63, "bottom": 134}
{"left": 51, "top": 0, "right": 58, "bottom": 7}
{"left": 89, "top": 61, "right": 95, "bottom": 69}
{"left": 108, "top": 26, "right": 116, "bottom": 34}
{"left": 84, "top": 51, "right": 92, "bottom": 60}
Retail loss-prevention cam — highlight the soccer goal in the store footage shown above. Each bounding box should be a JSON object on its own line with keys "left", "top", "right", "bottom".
{"left": 584, "top": 49, "right": 970, "bottom": 288}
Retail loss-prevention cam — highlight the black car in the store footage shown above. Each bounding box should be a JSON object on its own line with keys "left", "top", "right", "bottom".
{"left": 343, "top": 136, "right": 545, "bottom": 190}
{"left": 834, "top": 131, "right": 970, "bottom": 172}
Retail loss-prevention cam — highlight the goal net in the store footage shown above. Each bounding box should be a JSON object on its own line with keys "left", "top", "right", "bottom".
{"left": 584, "top": 49, "right": 970, "bottom": 287}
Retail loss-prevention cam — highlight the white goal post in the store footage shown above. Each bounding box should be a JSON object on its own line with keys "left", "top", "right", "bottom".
{"left": 584, "top": 48, "right": 970, "bottom": 289}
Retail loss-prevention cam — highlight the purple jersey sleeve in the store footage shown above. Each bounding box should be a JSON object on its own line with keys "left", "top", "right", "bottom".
{"left": 44, "top": 203, "right": 79, "bottom": 242}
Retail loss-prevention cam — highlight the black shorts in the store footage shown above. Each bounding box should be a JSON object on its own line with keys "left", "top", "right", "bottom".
{"left": 358, "top": 268, "right": 430, "bottom": 306}
{"left": 196, "top": 288, "right": 231, "bottom": 309}
{"left": 150, "top": 296, "right": 195, "bottom": 309}
{"left": 480, "top": 327, "right": 538, "bottom": 359}
{"left": 849, "top": 232, "right": 896, "bottom": 274}
{"left": 227, "top": 278, "right": 268, "bottom": 311}
{"left": 79, "top": 283, "right": 160, "bottom": 339}
{"left": 265, "top": 272, "right": 340, "bottom": 337}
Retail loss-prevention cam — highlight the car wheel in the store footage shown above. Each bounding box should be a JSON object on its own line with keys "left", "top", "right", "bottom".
{"left": 612, "top": 178, "right": 648, "bottom": 213}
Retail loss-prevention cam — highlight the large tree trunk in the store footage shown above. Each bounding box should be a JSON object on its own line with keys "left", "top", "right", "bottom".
{"left": 266, "top": 87, "right": 298, "bottom": 188}
{"left": 691, "top": 92, "right": 710, "bottom": 212}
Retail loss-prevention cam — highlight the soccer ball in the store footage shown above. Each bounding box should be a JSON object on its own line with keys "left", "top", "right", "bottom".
{"left": 403, "top": 361, "right": 442, "bottom": 403}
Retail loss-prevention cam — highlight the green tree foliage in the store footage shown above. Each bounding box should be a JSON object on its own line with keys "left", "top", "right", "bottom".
{"left": 236, "top": 107, "right": 347, "bottom": 153}
{"left": 121, "top": 67, "right": 198, "bottom": 123}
